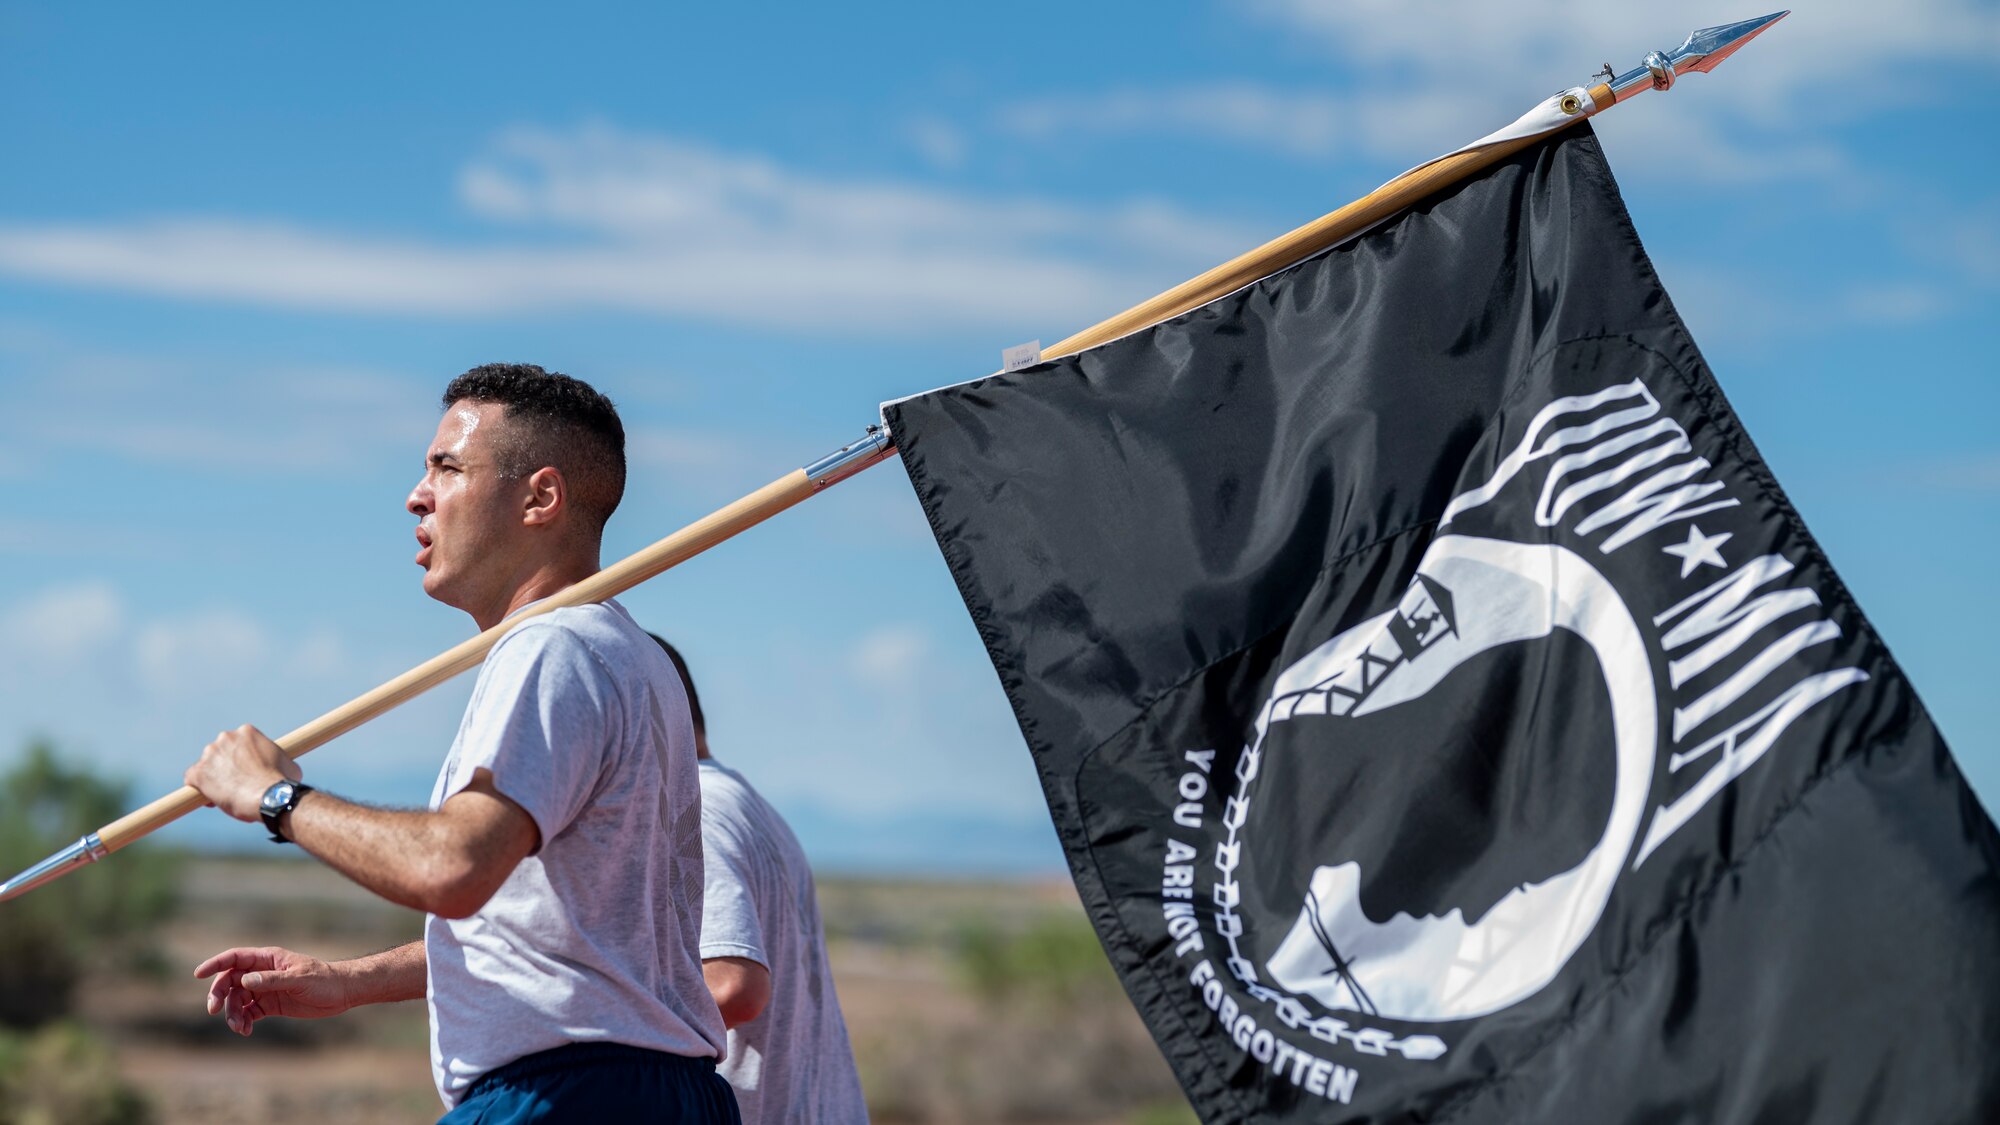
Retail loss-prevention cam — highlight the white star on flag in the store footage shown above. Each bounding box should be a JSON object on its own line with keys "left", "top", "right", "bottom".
{"left": 1663, "top": 525, "right": 1731, "bottom": 577}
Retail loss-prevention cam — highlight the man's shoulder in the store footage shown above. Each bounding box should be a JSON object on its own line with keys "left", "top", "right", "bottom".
{"left": 491, "top": 601, "right": 649, "bottom": 665}
{"left": 506, "top": 599, "right": 629, "bottom": 641}
{"left": 698, "top": 762, "right": 796, "bottom": 840}
{"left": 697, "top": 760, "right": 757, "bottom": 812}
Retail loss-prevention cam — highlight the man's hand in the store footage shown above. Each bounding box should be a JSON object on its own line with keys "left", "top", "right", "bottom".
{"left": 185, "top": 724, "right": 300, "bottom": 822}
{"left": 194, "top": 946, "right": 352, "bottom": 1036}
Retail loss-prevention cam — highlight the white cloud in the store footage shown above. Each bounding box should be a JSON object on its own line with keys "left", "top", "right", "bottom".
{"left": 136, "top": 608, "right": 273, "bottom": 700}
{"left": 625, "top": 425, "right": 757, "bottom": 473}
{"left": 0, "top": 518, "right": 185, "bottom": 559}
{"left": 1892, "top": 453, "right": 2000, "bottom": 492}
{"left": 462, "top": 124, "right": 1224, "bottom": 252}
{"left": 1840, "top": 281, "right": 1955, "bottom": 325}
{"left": 1247, "top": 0, "right": 1999, "bottom": 116}
{"left": 845, "top": 622, "right": 941, "bottom": 753}
{"left": 0, "top": 122, "right": 1262, "bottom": 334}
{"left": 458, "top": 122, "right": 1256, "bottom": 264}
{"left": 0, "top": 582, "right": 125, "bottom": 667}
{"left": 1644, "top": 258, "right": 1806, "bottom": 347}
{"left": 1591, "top": 100, "right": 1851, "bottom": 186}
{"left": 671, "top": 618, "right": 1044, "bottom": 827}
{"left": 996, "top": 3, "right": 1993, "bottom": 179}
{"left": 620, "top": 424, "right": 772, "bottom": 506}
{"left": 1000, "top": 85, "right": 1349, "bottom": 159}
{"left": 0, "top": 582, "right": 400, "bottom": 801}
{"left": 852, "top": 623, "right": 930, "bottom": 692}
{"left": 0, "top": 330, "right": 436, "bottom": 477}
{"left": 1903, "top": 199, "right": 2000, "bottom": 288}
{"left": 997, "top": 78, "right": 1854, "bottom": 181}
{"left": 0, "top": 584, "right": 365, "bottom": 711}
{"left": 292, "top": 628, "right": 349, "bottom": 680}
{"left": 998, "top": 83, "right": 1492, "bottom": 169}
{"left": 905, "top": 116, "right": 970, "bottom": 171}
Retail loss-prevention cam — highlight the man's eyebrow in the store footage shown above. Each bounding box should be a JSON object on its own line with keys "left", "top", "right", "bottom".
{"left": 428, "top": 450, "right": 463, "bottom": 467}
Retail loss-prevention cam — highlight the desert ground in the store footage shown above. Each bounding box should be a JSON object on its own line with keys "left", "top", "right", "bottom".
{"left": 68, "top": 856, "right": 1194, "bottom": 1125}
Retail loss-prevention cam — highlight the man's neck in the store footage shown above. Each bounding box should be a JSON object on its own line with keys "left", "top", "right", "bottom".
{"left": 474, "top": 557, "right": 600, "bottom": 632}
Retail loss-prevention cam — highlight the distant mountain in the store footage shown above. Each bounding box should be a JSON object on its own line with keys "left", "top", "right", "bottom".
{"left": 163, "top": 777, "right": 1069, "bottom": 877}
{"left": 775, "top": 798, "right": 1066, "bottom": 877}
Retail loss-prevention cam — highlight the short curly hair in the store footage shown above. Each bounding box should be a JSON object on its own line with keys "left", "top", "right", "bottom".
{"left": 441, "top": 363, "right": 627, "bottom": 535}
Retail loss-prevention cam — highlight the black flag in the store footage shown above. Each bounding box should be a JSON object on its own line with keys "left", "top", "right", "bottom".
{"left": 885, "top": 124, "right": 2000, "bottom": 1122}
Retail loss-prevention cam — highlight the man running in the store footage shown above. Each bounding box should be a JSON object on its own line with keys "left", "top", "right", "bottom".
{"left": 185, "top": 364, "right": 737, "bottom": 1121}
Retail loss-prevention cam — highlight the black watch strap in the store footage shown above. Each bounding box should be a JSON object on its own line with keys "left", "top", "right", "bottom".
{"left": 260, "top": 781, "right": 314, "bottom": 844}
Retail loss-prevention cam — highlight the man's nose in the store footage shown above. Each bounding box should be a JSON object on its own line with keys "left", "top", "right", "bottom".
{"left": 407, "top": 480, "right": 431, "bottom": 516}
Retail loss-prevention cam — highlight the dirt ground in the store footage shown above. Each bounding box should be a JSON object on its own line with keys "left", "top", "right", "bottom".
{"left": 74, "top": 856, "right": 1192, "bottom": 1125}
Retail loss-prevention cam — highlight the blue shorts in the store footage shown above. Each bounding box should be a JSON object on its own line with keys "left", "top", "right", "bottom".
{"left": 439, "top": 1042, "right": 742, "bottom": 1124}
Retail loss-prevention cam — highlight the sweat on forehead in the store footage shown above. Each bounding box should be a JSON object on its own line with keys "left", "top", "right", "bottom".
{"left": 439, "top": 363, "right": 629, "bottom": 531}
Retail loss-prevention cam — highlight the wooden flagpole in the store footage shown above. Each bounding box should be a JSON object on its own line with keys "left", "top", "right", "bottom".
{"left": 0, "top": 12, "right": 1787, "bottom": 902}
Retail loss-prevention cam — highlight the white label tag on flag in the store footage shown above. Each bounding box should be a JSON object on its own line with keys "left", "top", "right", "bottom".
{"left": 1001, "top": 340, "right": 1043, "bottom": 373}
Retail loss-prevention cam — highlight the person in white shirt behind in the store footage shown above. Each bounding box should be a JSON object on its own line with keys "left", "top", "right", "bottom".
{"left": 652, "top": 635, "right": 870, "bottom": 1125}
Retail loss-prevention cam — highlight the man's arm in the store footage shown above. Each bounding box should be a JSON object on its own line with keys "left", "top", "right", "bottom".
{"left": 194, "top": 941, "right": 427, "bottom": 1037}
{"left": 185, "top": 724, "right": 539, "bottom": 918}
{"left": 702, "top": 956, "right": 772, "bottom": 1029}
{"left": 284, "top": 768, "right": 537, "bottom": 918}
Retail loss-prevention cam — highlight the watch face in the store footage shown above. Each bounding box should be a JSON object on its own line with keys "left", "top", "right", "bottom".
{"left": 262, "top": 780, "right": 296, "bottom": 813}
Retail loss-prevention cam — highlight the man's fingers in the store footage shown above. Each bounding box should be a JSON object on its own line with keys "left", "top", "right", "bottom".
{"left": 220, "top": 982, "right": 248, "bottom": 1028}
{"left": 194, "top": 946, "right": 284, "bottom": 979}
{"left": 193, "top": 950, "right": 240, "bottom": 979}
{"left": 196, "top": 946, "right": 310, "bottom": 1034}
{"left": 223, "top": 988, "right": 260, "bottom": 1036}
{"left": 241, "top": 967, "right": 309, "bottom": 993}
{"left": 206, "top": 969, "right": 238, "bottom": 1015}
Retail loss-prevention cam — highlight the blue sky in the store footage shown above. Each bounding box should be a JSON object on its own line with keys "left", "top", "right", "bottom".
{"left": 2, "top": 2, "right": 1995, "bottom": 874}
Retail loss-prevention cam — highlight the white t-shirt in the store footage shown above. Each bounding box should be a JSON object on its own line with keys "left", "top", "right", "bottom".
{"left": 699, "top": 758, "right": 869, "bottom": 1124}
{"left": 424, "top": 599, "right": 726, "bottom": 1107}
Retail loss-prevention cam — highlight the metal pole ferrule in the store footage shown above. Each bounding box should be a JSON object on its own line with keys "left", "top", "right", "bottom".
{"left": 0, "top": 834, "right": 106, "bottom": 903}
{"left": 804, "top": 427, "right": 896, "bottom": 490}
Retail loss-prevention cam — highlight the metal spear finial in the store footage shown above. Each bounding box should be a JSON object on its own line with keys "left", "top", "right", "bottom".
{"left": 1676, "top": 12, "right": 1791, "bottom": 75}
{"left": 1599, "top": 11, "right": 1789, "bottom": 106}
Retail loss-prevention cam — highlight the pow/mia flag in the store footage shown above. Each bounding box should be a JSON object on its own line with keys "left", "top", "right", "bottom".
{"left": 884, "top": 123, "right": 2000, "bottom": 1122}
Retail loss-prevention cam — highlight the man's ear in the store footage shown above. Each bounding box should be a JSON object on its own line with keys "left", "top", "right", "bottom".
{"left": 522, "top": 466, "right": 565, "bottom": 527}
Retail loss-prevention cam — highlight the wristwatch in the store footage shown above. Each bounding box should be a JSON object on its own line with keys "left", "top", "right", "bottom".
{"left": 258, "top": 779, "right": 314, "bottom": 844}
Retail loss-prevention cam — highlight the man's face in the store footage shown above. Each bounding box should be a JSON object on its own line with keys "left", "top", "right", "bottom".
{"left": 406, "top": 401, "right": 527, "bottom": 612}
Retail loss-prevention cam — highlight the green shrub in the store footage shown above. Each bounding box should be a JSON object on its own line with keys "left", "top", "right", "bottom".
{"left": 845, "top": 915, "right": 1193, "bottom": 1120}
{"left": 955, "top": 914, "right": 1127, "bottom": 1012}
{"left": 1127, "top": 1102, "right": 1201, "bottom": 1125}
{"left": 0, "top": 742, "right": 182, "bottom": 1029}
{"left": 0, "top": 1022, "right": 149, "bottom": 1125}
